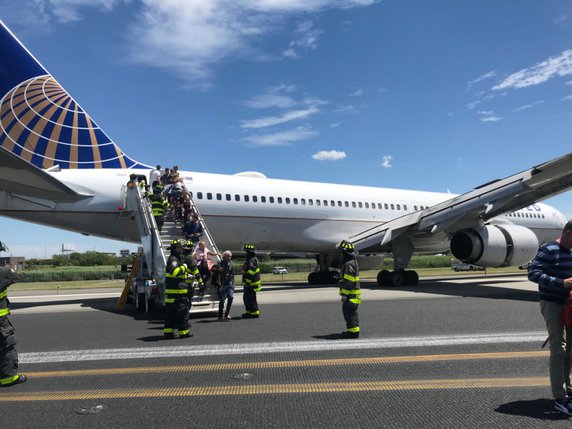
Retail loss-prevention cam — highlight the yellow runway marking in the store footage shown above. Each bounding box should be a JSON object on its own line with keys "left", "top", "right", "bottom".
{"left": 23, "top": 350, "right": 548, "bottom": 379}
{"left": 0, "top": 377, "right": 549, "bottom": 401}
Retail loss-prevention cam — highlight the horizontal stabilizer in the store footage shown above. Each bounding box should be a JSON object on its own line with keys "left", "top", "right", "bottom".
{"left": 0, "top": 146, "right": 90, "bottom": 202}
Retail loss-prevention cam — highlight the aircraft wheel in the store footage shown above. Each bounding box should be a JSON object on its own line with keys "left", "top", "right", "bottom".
{"left": 377, "top": 270, "right": 391, "bottom": 287}
{"left": 328, "top": 271, "right": 340, "bottom": 284}
{"left": 308, "top": 272, "right": 319, "bottom": 285}
{"left": 405, "top": 270, "right": 419, "bottom": 286}
{"left": 389, "top": 270, "right": 406, "bottom": 287}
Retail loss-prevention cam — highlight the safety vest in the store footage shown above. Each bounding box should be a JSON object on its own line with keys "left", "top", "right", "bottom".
{"left": 339, "top": 258, "right": 361, "bottom": 304}
{"left": 0, "top": 288, "right": 9, "bottom": 317}
{"left": 165, "top": 259, "right": 188, "bottom": 304}
{"left": 242, "top": 257, "right": 261, "bottom": 292}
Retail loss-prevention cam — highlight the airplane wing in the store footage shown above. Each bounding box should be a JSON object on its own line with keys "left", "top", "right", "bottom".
{"left": 351, "top": 152, "right": 572, "bottom": 253}
{"left": 0, "top": 146, "right": 90, "bottom": 203}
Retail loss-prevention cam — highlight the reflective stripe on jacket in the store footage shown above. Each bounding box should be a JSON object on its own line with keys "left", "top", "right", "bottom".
{"left": 165, "top": 261, "right": 188, "bottom": 304}
{"left": 242, "top": 257, "right": 262, "bottom": 292}
{"left": 339, "top": 259, "right": 360, "bottom": 304}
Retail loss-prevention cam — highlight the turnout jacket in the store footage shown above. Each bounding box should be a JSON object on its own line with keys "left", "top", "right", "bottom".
{"left": 165, "top": 256, "right": 189, "bottom": 304}
{"left": 339, "top": 258, "right": 361, "bottom": 304}
{"left": 242, "top": 257, "right": 261, "bottom": 292}
{"left": 0, "top": 266, "right": 17, "bottom": 337}
{"left": 148, "top": 194, "right": 169, "bottom": 218}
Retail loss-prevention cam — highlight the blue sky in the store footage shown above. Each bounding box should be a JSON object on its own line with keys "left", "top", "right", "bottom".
{"left": 1, "top": 0, "right": 572, "bottom": 258}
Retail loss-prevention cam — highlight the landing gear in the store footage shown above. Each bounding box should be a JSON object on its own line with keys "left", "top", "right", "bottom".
{"left": 308, "top": 253, "right": 340, "bottom": 285}
{"left": 308, "top": 270, "right": 339, "bottom": 285}
{"left": 377, "top": 269, "right": 419, "bottom": 287}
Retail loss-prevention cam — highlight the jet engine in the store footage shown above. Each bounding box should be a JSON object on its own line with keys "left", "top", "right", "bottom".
{"left": 450, "top": 224, "right": 539, "bottom": 268}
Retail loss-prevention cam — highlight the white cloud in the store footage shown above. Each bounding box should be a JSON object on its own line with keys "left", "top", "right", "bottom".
{"left": 243, "top": 94, "right": 298, "bottom": 109}
{"left": 0, "top": 0, "right": 124, "bottom": 28}
{"left": 283, "top": 20, "right": 323, "bottom": 59}
{"left": 466, "top": 100, "right": 481, "bottom": 110}
{"left": 312, "top": 150, "right": 347, "bottom": 160}
{"left": 329, "top": 122, "right": 341, "bottom": 128}
{"left": 480, "top": 116, "right": 502, "bottom": 122}
{"left": 563, "top": 94, "right": 572, "bottom": 101}
{"left": 381, "top": 155, "right": 392, "bottom": 168}
{"left": 492, "top": 50, "right": 572, "bottom": 90}
{"left": 476, "top": 110, "right": 502, "bottom": 122}
{"left": 467, "top": 71, "right": 496, "bottom": 90}
{"left": 241, "top": 106, "right": 320, "bottom": 129}
{"left": 128, "top": 0, "right": 378, "bottom": 88}
{"left": 349, "top": 89, "right": 364, "bottom": 97}
{"left": 566, "top": 80, "right": 572, "bottom": 85}
{"left": 333, "top": 104, "right": 357, "bottom": 113}
{"left": 553, "top": 15, "right": 569, "bottom": 26}
{"left": 242, "top": 126, "right": 318, "bottom": 146}
{"left": 12, "top": 0, "right": 379, "bottom": 88}
{"left": 512, "top": 100, "right": 544, "bottom": 112}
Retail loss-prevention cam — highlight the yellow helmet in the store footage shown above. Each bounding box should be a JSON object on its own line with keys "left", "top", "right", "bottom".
{"left": 337, "top": 240, "right": 356, "bottom": 256}
{"left": 242, "top": 243, "right": 256, "bottom": 253}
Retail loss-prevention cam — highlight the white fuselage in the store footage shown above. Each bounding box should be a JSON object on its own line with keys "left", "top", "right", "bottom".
{"left": 0, "top": 168, "right": 566, "bottom": 254}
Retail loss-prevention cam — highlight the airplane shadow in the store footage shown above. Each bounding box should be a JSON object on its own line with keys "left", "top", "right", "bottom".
{"left": 495, "top": 398, "right": 570, "bottom": 421}
{"left": 360, "top": 275, "right": 539, "bottom": 303}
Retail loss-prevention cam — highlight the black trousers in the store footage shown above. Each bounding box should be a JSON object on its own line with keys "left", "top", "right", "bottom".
{"left": 0, "top": 319, "right": 18, "bottom": 381}
{"left": 164, "top": 301, "right": 190, "bottom": 335}
{"left": 155, "top": 216, "right": 164, "bottom": 232}
{"left": 243, "top": 287, "right": 259, "bottom": 314}
{"left": 342, "top": 300, "right": 359, "bottom": 332}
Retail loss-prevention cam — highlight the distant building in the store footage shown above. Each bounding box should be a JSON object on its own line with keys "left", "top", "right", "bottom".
{"left": 0, "top": 257, "right": 25, "bottom": 271}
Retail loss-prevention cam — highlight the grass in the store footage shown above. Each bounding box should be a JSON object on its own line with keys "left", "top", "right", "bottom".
{"left": 9, "top": 266, "right": 526, "bottom": 291}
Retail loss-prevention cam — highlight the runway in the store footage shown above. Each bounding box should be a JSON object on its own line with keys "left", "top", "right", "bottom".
{"left": 1, "top": 274, "right": 570, "bottom": 428}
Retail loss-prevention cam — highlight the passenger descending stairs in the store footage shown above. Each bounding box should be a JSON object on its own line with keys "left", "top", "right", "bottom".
{"left": 122, "top": 179, "right": 222, "bottom": 312}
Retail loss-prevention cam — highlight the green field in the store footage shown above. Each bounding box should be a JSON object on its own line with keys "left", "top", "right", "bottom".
{"left": 9, "top": 265, "right": 525, "bottom": 291}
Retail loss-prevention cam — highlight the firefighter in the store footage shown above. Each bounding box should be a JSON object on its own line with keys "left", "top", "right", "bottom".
{"left": 163, "top": 240, "right": 192, "bottom": 339}
{"left": 241, "top": 243, "right": 261, "bottom": 318}
{"left": 147, "top": 184, "right": 169, "bottom": 232}
{"left": 183, "top": 241, "right": 204, "bottom": 301}
{"left": 338, "top": 240, "right": 361, "bottom": 339}
{"left": 0, "top": 265, "right": 26, "bottom": 387}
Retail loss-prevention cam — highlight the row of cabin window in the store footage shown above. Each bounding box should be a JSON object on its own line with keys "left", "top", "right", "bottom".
{"left": 194, "top": 191, "right": 419, "bottom": 211}
{"left": 506, "top": 212, "right": 545, "bottom": 219}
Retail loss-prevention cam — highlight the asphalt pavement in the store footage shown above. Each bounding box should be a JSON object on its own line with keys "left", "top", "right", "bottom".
{"left": 1, "top": 274, "right": 570, "bottom": 428}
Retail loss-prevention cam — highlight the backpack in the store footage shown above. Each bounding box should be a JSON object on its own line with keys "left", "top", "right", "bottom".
{"left": 210, "top": 264, "right": 222, "bottom": 288}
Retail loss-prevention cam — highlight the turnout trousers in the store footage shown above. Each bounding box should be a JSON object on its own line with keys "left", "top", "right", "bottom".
{"left": 164, "top": 301, "right": 191, "bottom": 338}
{"left": 0, "top": 319, "right": 18, "bottom": 385}
{"left": 342, "top": 300, "right": 360, "bottom": 334}
{"left": 243, "top": 286, "right": 259, "bottom": 316}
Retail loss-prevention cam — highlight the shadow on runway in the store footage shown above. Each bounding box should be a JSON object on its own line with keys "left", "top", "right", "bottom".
{"left": 360, "top": 278, "right": 539, "bottom": 303}
{"left": 495, "top": 398, "right": 570, "bottom": 421}
{"left": 313, "top": 333, "right": 342, "bottom": 340}
{"left": 9, "top": 296, "right": 120, "bottom": 311}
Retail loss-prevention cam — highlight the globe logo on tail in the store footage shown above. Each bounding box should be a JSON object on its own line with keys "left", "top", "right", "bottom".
{"left": 0, "top": 75, "right": 143, "bottom": 169}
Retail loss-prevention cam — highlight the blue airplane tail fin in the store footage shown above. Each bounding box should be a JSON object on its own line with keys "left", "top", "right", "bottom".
{"left": 0, "top": 21, "right": 146, "bottom": 169}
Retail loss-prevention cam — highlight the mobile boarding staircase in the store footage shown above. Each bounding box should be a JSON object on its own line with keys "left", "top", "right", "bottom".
{"left": 117, "top": 179, "right": 222, "bottom": 314}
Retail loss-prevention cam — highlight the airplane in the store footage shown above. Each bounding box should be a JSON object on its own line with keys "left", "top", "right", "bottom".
{"left": 0, "top": 20, "right": 571, "bottom": 287}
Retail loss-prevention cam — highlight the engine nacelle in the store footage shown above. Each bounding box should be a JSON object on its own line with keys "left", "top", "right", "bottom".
{"left": 450, "top": 224, "right": 539, "bottom": 268}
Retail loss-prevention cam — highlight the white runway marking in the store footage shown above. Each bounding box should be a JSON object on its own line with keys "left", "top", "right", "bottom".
{"left": 21, "top": 331, "right": 546, "bottom": 364}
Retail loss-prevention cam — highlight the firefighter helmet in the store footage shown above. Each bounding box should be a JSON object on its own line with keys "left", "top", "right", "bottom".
{"left": 242, "top": 243, "right": 256, "bottom": 254}
{"left": 170, "top": 239, "right": 183, "bottom": 251}
{"left": 337, "top": 240, "right": 357, "bottom": 256}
